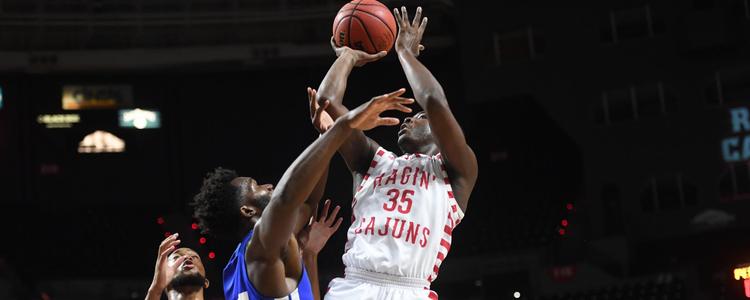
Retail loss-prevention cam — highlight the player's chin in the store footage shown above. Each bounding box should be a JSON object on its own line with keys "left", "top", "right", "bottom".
{"left": 397, "top": 133, "right": 407, "bottom": 144}
{"left": 397, "top": 134, "right": 412, "bottom": 148}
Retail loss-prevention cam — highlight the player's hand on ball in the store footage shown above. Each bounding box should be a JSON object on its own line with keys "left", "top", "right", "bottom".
{"left": 344, "top": 88, "right": 414, "bottom": 131}
{"left": 330, "top": 36, "right": 387, "bottom": 67}
{"left": 307, "top": 87, "right": 334, "bottom": 133}
{"left": 394, "top": 6, "right": 427, "bottom": 57}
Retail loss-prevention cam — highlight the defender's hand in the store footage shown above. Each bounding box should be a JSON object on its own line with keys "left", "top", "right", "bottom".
{"left": 300, "top": 199, "right": 343, "bottom": 255}
{"left": 394, "top": 6, "right": 427, "bottom": 57}
{"left": 307, "top": 87, "right": 334, "bottom": 133}
{"left": 331, "top": 37, "right": 387, "bottom": 67}
{"left": 344, "top": 88, "right": 414, "bottom": 131}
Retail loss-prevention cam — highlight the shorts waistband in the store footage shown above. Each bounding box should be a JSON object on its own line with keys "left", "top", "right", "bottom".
{"left": 344, "top": 267, "right": 430, "bottom": 289}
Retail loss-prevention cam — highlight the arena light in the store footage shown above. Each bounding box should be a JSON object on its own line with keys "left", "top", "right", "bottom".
{"left": 0, "top": 86, "right": 4, "bottom": 110}
{"left": 561, "top": 219, "right": 569, "bottom": 227}
{"left": 558, "top": 228, "right": 566, "bottom": 236}
{"left": 164, "top": 232, "right": 172, "bottom": 238}
{"left": 37, "top": 114, "right": 80, "bottom": 128}
{"left": 208, "top": 251, "right": 216, "bottom": 260}
{"left": 157, "top": 217, "right": 165, "bottom": 225}
{"left": 77, "top": 130, "right": 125, "bottom": 153}
{"left": 191, "top": 223, "right": 199, "bottom": 230}
{"left": 62, "top": 85, "right": 133, "bottom": 110}
{"left": 119, "top": 108, "right": 161, "bottom": 129}
{"left": 199, "top": 237, "right": 207, "bottom": 245}
{"left": 566, "top": 203, "right": 574, "bottom": 211}
{"left": 513, "top": 291, "right": 521, "bottom": 299}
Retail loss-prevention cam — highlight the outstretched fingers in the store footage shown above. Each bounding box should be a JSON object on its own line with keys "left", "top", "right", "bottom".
{"left": 412, "top": 7, "right": 422, "bottom": 28}
{"left": 332, "top": 217, "right": 344, "bottom": 231}
{"left": 326, "top": 205, "right": 341, "bottom": 225}
{"left": 383, "top": 88, "right": 407, "bottom": 99}
{"left": 307, "top": 87, "right": 317, "bottom": 119}
{"left": 417, "top": 17, "right": 428, "bottom": 41}
{"left": 159, "top": 239, "right": 180, "bottom": 258}
{"left": 377, "top": 117, "right": 401, "bottom": 127}
{"left": 401, "top": 6, "right": 409, "bottom": 26}
{"left": 393, "top": 8, "right": 402, "bottom": 29}
{"left": 319, "top": 199, "right": 331, "bottom": 221}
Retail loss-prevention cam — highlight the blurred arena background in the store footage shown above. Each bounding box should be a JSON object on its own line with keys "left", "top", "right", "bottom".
{"left": 1, "top": 0, "right": 750, "bottom": 299}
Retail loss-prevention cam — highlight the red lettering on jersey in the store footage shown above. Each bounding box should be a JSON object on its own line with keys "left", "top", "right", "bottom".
{"left": 385, "top": 169, "right": 398, "bottom": 185}
{"left": 350, "top": 216, "right": 432, "bottom": 249}
{"left": 378, "top": 217, "right": 392, "bottom": 236}
{"left": 392, "top": 218, "right": 406, "bottom": 238}
{"left": 373, "top": 173, "right": 385, "bottom": 188}
{"left": 400, "top": 167, "right": 412, "bottom": 185}
{"left": 354, "top": 217, "right": 364, "bottom": 234}
{"left": 420, "top": 170, "right": 429, "bottom": 190}
{"left": 364, "top": 217, "right": 376, "bottom": 235}
{"left": 420, "top": 227, "right": 430, "bottom": 248}
{"left": 405, "top": 221, "right": 421, "bottom": 244}
{"left": 412, "top": 167, "right": 420, "bottom": 185}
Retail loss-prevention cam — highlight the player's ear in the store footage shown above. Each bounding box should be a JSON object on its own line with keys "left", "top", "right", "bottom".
{"left": 240, "top": 205, "right": 257, "bottom": 218}
{"left": 204, "top": 278, "right": 210, "bottom": 289}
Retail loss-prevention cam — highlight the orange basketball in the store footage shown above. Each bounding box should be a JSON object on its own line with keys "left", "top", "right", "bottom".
{"left": 332, "top": 0, "right": 397, "bottom": 54}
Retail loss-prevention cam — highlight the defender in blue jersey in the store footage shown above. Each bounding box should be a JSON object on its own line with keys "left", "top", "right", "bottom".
{"left": 191, "top": 88, "right": 414, "bottom": 300}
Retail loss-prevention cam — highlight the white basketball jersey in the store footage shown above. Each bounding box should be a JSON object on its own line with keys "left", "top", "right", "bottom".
{"left": 342, "top": 147, "right": 465, "bottom": 283}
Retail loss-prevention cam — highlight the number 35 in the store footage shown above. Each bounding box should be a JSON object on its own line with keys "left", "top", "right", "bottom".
{"left": 383, "top": 189, "right": 414, "bottom": 214}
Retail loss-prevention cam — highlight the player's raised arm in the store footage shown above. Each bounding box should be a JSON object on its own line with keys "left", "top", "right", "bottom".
{"left": 253, "top": 90, "right": 414, "bottom": 257}
{"left": 315, "top": 40, "right": 387, "bottom": 175}
{"left": 292, "top": 88, "right": 333, "bottom": 235}
{"left": 394, "top": 6, "right": 478, "bottom": 212}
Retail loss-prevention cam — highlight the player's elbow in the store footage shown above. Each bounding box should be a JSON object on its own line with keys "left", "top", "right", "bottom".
{"left": 316, "top": 90, "right": 338, "bottom": 106}
{"left": 419, "top": 88, "right": 448, "bottom": 108}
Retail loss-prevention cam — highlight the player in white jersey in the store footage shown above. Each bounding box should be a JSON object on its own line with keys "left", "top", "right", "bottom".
{"left": 313, "top": 6, "right": 478, "bottom": 300}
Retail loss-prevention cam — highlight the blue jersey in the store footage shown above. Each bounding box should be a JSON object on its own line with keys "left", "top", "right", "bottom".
{"left": 223, "top": 230, "right": 314, "bottom": 300}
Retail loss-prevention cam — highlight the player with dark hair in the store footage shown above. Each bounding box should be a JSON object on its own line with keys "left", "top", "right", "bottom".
{"left": 191, "top": 88, "right": 414, "bottom": 300}
{"left": 145, "top": 234, "right": 209, "bottom": 300}
{"left": 314, "top": 6, "right": 478, "bottom": 300}
{"left": 146, "top": 200, "right": 343, "bottom": 300}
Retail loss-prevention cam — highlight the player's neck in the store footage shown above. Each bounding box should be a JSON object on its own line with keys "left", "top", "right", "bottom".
{"left": 238, "top": 217, "right": 259, "bottom": 239}
{"left": 166, "top": 288, "right": 204, "bottom": 300}
{"left": 404, "top": 144, "right": 439, "bottom": 156}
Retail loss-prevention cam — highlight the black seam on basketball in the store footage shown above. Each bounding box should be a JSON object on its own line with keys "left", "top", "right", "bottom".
{"left": 334, "top": 15, "right": 349, "bottom": 46}
{"left": 353, "top": 8, "right": 395, "bottom": 40}
{"left": 348, "top": 0, "right": 364, "bottom": 48}
{"left": 352, "top": 15, "right": 378, "bottom": 53}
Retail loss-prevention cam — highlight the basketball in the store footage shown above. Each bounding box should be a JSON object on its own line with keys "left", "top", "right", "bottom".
{"left": 332, "top": 0, "right": 397, "bottom": 54}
